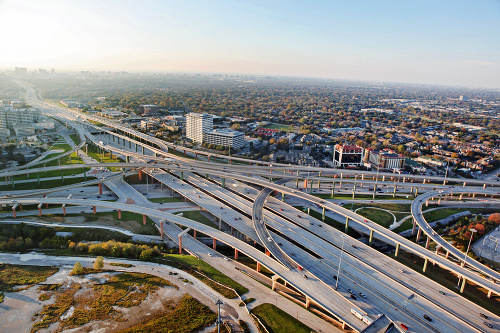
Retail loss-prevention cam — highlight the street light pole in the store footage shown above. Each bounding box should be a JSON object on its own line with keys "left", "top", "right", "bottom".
{"left": 335, "top": 235, "right": 346, "bottom": 289}
{"left": 215, "top": 299, "right": 223, "bottom": 333}
{"left": 458, "top": 228, "right": 477, "bottom": 287}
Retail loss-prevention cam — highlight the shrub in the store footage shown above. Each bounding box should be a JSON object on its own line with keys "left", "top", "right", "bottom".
{"left": 93, "top": 256, "right": 104, "bottom": 270}
{"left": 71, "top": 262, "right": 83, "bottom": 275}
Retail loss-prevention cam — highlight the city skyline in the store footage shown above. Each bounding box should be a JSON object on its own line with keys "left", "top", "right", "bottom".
{"left": 1, "top": 0, "right": 499, "bottom": 88}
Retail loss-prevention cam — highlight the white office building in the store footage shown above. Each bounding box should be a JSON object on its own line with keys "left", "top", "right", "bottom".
{"left": 0, "top": 106, "right": 41, "bottom": 130}
{"left": 204, "top": 129, "right": 244, "bottom": 149}
{"left": 186, "top": 113, "right": 213, "bottom": 144}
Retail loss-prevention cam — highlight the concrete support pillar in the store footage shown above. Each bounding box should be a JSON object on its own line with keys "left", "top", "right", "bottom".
{"left": 305, "top": 297, "right": 311, "bottom": 309}
{"left": 445, "top": 251, "right": 449, "bottom": 259}
{"left": 138, "top": 169, "right": 143, "bottom": 180}
{"left": 234, "top": 249, "right": 239, "bottom": 260}
{"left": 322, "top": 207, "right": 326, "bottom": 221}
{"left": 193, "top": 230, "right": 197, "bottom": 239}
{"left": 487, "top": 290, "right": 492, "bottom": 298}
{"left": 98, "top": 183, "right": 103, "bottom": 194}
{"left": 423, "top": 258, "right": 428, "bottom": 272}
{"left": 425, "top": 236, "right": 431, "bottom": 249}
{"left": 93, "top": 206, "right": 96, "bottom": 214}
{"left": 473, "top": 193, "right": 476, "bottom": 198}
{"left": 195, "top": 153, "right": 198, "bottom": 159}
{"left": 393, "top": 185, "right": 397, "bottom": 197}
{"left": 463, "top": 182, "right": 466, "bottom": 187}
{"left": 369, "top": 229, "right": 374, "bottom": 246}
{"left": 12, "top": 207, "right": 16, "bottom": 218}
{"left": 416, "top": 228, "right": 422, "bottom": 243}
{"left": 221, "top": 178, "right": 225, "bottom": 187}
{"left": 423, "top": 178, "right": 426, "bottom": 184}
{"left": 382, "top": 175, "right": 385, "bottom": 182}
{"left": 426, "top": 200, "right": 429, "bottom": 207}
{"left": 62, "top": 205, "right": 66, "bottom": 215}
{"left": 271, "top": 276, "right": 278, "bottom": 291}
{"left": 256, "top": 262, "right": 261, "bottom": 272}
{"left": 213, "top": 238, "right": 217, "bottom": 250}
{"left": 282, "top": 192, "right": 285, "bottom": 202}
{"left": 142, "top": 214, "right": 147, "bottom": 225}
{"left": 345, "top": 217, "right": 349, "bottom": 233}
{"left": 43, "top": 194, "right": 48, "bottom": 208}
{"left": 296, "top": 179, "right": 299, "bottom": 188}
{"left": 265, "top": 249, "right": 271, "bottom": 256}
{"left": 179, "top": 236, "right": 182, "bottom": 255}
{"left": 304, "top": 178, "right": 308, "bottom": 189}
{"left": 460, "top": 277, "right": 466, "bottom": 293}
{"left": 342, "top": 322, "right": 346, "bottom": 329}
{"left": 437, "top": 197, "right": 441, "bottom": 205}
{"left": 38, "top": 203, "right": 42, "bottom": 216}
{"left": 141, "top": 146, "right": 144, "bottom": 154}
{"left": 180, "top": 172, "right": 184, "bottom": 180}
{"left": 435, "top": 245, "right": 441, "bottom": 255}
{"left": 395, "top": 243, "right": 400, "bottom": 257}
{"left": 412, "top": 218, "right": 417, "bottom": 235}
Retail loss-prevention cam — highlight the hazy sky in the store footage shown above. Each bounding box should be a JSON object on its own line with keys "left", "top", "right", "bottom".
{"left": 1, "top": 0, "right": 499, "bottom": 88}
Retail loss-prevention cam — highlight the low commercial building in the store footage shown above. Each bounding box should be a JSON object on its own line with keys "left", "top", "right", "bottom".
{"left": 364, "top": 149, "right": 405, "bottom": 171}
{"left": 204, "top": 129, "right": 244, "bottom": 149}
{"left": 332, "top": 144, "right": 364, "bottom": 168}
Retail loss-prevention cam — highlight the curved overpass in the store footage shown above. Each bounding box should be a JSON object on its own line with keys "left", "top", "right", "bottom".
{"left": 412, "top": 189, "right": 500, "bottom": 286}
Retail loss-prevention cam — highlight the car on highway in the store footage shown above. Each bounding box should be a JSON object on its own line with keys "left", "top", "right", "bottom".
{"left": 278, "top": 243, "right": 282, "bottom": 246}
{"left": 350, "top": 294, "right": 356, "bottom": 300}
{"left": 359, "top": 292, "right": 366, "bottom": 299}
{"left": 333, "top": 275, "right": 337, "bottom": 280}
{"left": 352, "top": 244, "right": 357, "bottom": 248}
{"left": 400, "top": 323, "right": 408, "bottom": 330}
{"left": 267, "top": 237, "right": 272, "bottom": 242}
{"left": 480, "top": 313, "right": 488, "bottom": 319}
{"left": 224, "top": 257, "right": 230, "bottom": 261}
{"left": 438, "top": 290, "right": 445, "bottom": 295}
{"left": 484, "top": 322, "right": 493, "bottom": 328}
{"left": 208, "top": 253, "right": 213, "bottom": 257}
{"left": 347, "top": 289, "right": 354, "bottom": 294}
{"left": 423, "top": 314, "right": 432, "bottom": 322}
{"left": 297, "top": 266, "right": 303, "bottom": 271}
{"left": 291, "top": 252, "right": 295, "bottom": 256}
{"left": 302, "top": 274, "right": 308, "bottom": 279}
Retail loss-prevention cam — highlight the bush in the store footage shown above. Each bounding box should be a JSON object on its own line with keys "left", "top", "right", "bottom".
{"left": 71, "top": 262, "right": 83, "bottom": 275}
{"left": 93, "top": 256, "right": 104, "bottom": 270}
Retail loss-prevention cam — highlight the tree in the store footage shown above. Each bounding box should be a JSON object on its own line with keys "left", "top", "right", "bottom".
{"left": 71, "top": 262, "right": 83, "bottom": 275}
{"left": 93, "top": 256, "right": 104, "bottom": 270}
{"left": 488, "top": 213, "right": 500, "bottom": 225}
{"left": 230, "top": 123, "right": 241, "bottom": 130}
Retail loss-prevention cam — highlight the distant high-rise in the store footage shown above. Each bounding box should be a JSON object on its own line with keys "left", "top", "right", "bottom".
{"left": 186, "top": 113, "right": 213, "bottom": 144}
{"left": 459, "top": 95, "right": 469, "bottom": 101}
{"left": 14, "top": 67, "right": 27, "bottom": 75}
{"left": 332, "top": 144, "right": 364, "bottom": 168}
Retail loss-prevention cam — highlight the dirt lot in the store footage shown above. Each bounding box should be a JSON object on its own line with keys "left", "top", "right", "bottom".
{"left": 0, "top": 268, "right": 185, "bottom": 333}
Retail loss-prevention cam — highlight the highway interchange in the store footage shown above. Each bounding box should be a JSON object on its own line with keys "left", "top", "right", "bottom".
{"left": 1, "top": 80, "right": 499, "bottom": 332}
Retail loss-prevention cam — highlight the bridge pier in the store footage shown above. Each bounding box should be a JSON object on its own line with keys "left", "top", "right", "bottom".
{"left": 271, "top": 275, "right": 279, "bottom": 291}
{"left": 393, "top": 185, "right": 397, "bottom": 197}
{"left": 460, "top": 277, "right": 467, "bottom": 293}
{"left": 179, "top": 236, "right": 182, "bottom": 254}
{"left": 445, "top": 251, "right": 449, "bottom": 259}
{"left": 425, "top": 236, "right": 431, "bottom": 249}
{"left": 43, "top": 194, "right": 48, "bottom": 208}
{"left": 304, "top": 178, "right": 308, "bottom": 189}
{"left": 193, "top": 230, "right": 197, "bottom": 239}
{"left": 369, "top": 229, "right": 374, "bottom": 246}
{"left": 296, "top": 179, "right": 299, "bottom": 188}
{"left": 412, "top": 218, "right": 416, "bottom": 235}
{"left": 265, "top": 249, "right": 271, "bottom": 256}
{"left": 221, "top": 178, "right": 225, "bottom": 187}
{"left": 98, "top": 183, "right": 103, "bottom": 194}
{"left": 345, "top": 217, "right": 349, "bottom": 233}
{"left": 213, "top": 238, "right": 217, "bottom": 250}
{"left": 423, "top": 258, "right": 428, "bottom": 272}
{"left": 118, "top": 209, "right": 121, "bottom": 219}
{"left": 282, "top": 192, "right": 285, "bottom": 202}
{"left": 416, "top": 228, "right": 422, "bottom": 243}
{"left": 394, "top": 243, "right": 400, "bottom": 257}
{"left": 256, "top": 262, "right": 261, "bottom": 272}
{"left": 93, "top": 206, "right": 96, "bottom": 214}
{"left": 180, "top": 172, "right": 184, "bottom": 180}
{"left": 62, "top": 204, "right": 66, "bottom": 215}
{"left": 138, "top": 170, "right": 143, "bottom": 180}
{"left": 37, "top": 203, "right": 42, "bottom": 216}
{"left": 234, "top": 249, "right": 238, "bottom": 260}
{"left": 305, "top": 296, "right": 311, "bottom": 309}
{"left": 322, "top": 207, "right": 326, "bottom": 221}
{"left": 487, "top": 290, "right": 492, "bottom": 298}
